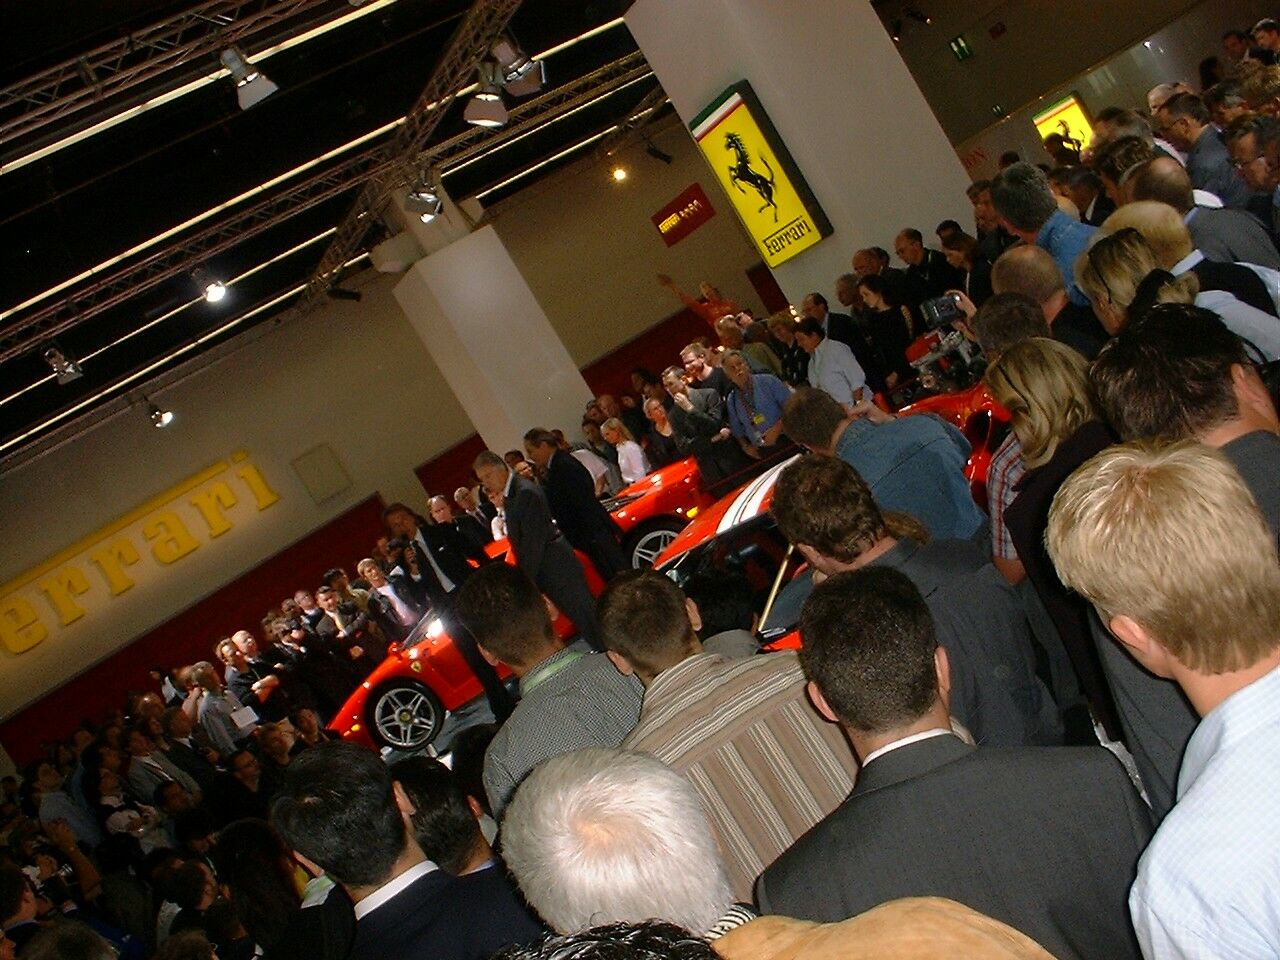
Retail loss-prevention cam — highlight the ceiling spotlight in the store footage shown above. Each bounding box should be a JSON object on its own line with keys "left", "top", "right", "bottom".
{"left": 890, "top": 18, "right": 904, "bottom": 42}
{"left": 192, "top": 268, "right": 227, "bottom": 303}
{"left": 612, "top": 166, "right": 628, "bottom": 182}
{"left": 405, "top": 180, "right": 444, "bottom": 223}
{"left": 464, "top": 62, "right": 508, "bottom": 128}
{"left": 146, "top": 400, "right": 175, "bottom": 428}
{"left": 43, "top": 345, "right": 83, "bottom": 384}
{"left": 907, "top": 7, "right": 933, "bottom": 24}
{"left": 491, "top": 37, "right": 545, "bottom": 97}
{"left": 219, "top": 46, "right": 278, "bottom": 111}
{"left": 644, "top": 140, "right": 673, "bottom": 164}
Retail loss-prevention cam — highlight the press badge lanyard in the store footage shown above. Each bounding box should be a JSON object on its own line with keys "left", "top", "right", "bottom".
{"left": 738, "top": 379, "right": 766, "bottom": 445}
{"left": 521, "top": 650, "right": 586, "bottom": 695}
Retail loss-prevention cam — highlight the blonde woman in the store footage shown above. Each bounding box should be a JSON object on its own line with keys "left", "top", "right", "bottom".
{"left": 985, "top": 337, "right": 1121, "bottom": 738}
{"left": 601, "top": 417, "right": 650, "bottom": 484}
{"left": 1075, "top": 226, "right": 1280, "bottom": 358}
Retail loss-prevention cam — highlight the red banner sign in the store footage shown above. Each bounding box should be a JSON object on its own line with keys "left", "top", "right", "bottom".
{"left": 652, "top": 183, "right": 716, "bottom": 247}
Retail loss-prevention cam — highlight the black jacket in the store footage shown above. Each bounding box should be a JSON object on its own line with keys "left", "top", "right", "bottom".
{"left": 544, "top": 449, "right": 621, "bottom": 551}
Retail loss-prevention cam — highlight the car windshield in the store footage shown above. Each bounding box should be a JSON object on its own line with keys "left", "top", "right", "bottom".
{"left": 658, "top": 514, "right": 805, "bottom": 640}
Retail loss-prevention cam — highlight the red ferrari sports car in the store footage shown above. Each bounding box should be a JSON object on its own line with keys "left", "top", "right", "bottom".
{"left": 329, "top": 391, "right": 1008, "bottom": 751}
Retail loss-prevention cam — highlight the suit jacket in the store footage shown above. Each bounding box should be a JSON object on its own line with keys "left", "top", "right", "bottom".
{"left": 905, "top": 248, "right": 965, "bottom": 300}
{"left": 454, "top": 513, "right": 493, "bottom": 552}
{"left": 161, "top": 738, "right": 219, "bottom": 791}
{"left": 1186, "top": 206, "right": 1280, "bottom": 270}
{"left": 504, "top": 474, "right": 574, "bottom": 585}
{"left": 408, "top": 523, "right": 490, "bottom": 608}
{"left": 1189, "top": 256, "right": 1277, "bottom": 316}
{"left": 757, "top": 735, "right": 1152, "bottom": 960}
{"left": 352, "top": 866, "right": 539, "bottom": 960}
{"left": 544, "top": 449, "right": 621, "bottom": 551}
{"left": 667, "top": 386, "right": 725, "bottom": 446}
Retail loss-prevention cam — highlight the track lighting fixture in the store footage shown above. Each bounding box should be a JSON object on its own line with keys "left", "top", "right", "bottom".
{"left": 491, "top": 36, "right": 545, "bottom": 97}
{"left": 219, "top": 46, "right": 278, "bottom": 111}
{"left": 463, "top": 62, "right": 509, "bottom": 128}
{"left": 192, "top": 268, "right": 227, "bottom": 303}
{"left": 146, "top": 400, "right": 174, "bottom": 428}
{"left": 43, "top": 345, "right": 83, "bottom": 384}
{"left": 405, "top": 179, "right": 444, "bottom": 223}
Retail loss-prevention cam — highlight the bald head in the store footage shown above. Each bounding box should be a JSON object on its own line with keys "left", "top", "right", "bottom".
{"left": 990, "top": 245, "right": 1066, "bottom": 307}
{"left": 1128, "top": 157, "right": 1195, "bottom": 214}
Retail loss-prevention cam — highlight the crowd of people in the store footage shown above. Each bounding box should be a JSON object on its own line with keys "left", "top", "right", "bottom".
{"left": 6, "top": 18, "right": 1280, "bottom": 960}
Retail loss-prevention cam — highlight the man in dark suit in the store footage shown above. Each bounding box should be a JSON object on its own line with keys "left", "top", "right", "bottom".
{"left": 662, "top": 366, "right": 750, "bottom": 497}
{"left": 756, "top": 568, "right": 1151, "bottom": 960}
{"left": 895, "top": 228, "right": 966, "bottom": 300}
{"left": 431, "top": 495, "right": 492, "bottom": 552}
{"left": 1064, "top": 167, "right": 1116, "bottom": 227}
{"left": 384, "top": 502, "right": 510, "bottom": 718}
{"left": 474, "top": 451, "right": 601, "bottom": 648}
{"left": 273, "top": 744, "right": 540, "bottom": 960}
{"left": 524, "top": 428, "right": 628, "bottom": 579}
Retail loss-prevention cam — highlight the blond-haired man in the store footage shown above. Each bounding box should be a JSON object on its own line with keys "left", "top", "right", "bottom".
{"left": 1048, "top": 441, "right": 1280, "bottom": 960}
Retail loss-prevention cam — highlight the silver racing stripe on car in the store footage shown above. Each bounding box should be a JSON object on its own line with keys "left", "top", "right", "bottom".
{"left": 716, "top": 455, "right": 801, "bottom": 534}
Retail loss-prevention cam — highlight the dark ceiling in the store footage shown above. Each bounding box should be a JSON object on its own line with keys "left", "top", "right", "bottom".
{"left": 0, "top": 0, "right": 665, "bottom": 463}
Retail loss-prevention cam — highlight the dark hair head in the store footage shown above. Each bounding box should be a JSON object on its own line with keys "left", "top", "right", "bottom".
{"left": 215, "top": 819, "right": 299, "bottom": 949}
{"left": 991, "top": 162, "right": 1058, "bottom": 232}
{"left": 448, "top": 723, "right": 499, "bottom": 818}
{"left": 523, "top": 428, "right": 557, "bottom": 448}
{"left": 1090, "top": 303, "right": 1247, "bottom": 442}
{"left": 23, "top": 922, "right": 116, "bottom": 960}
{"left": 771, "top": 456, "right": 885, "bottom": 563}
{"left": 322, "top": 568, "right": 345, "bottom": 587}
{"left": 965, "top": 179, "right": 992, "bottom": 201}
{"left": 491, "top": 921, "right": 718, "bottom": 960}
{"left": 171, "top": 860, "right": 214, "bottom": 910}
{"left": 154, "top": 931, "right": 218, "bottom": 960}
{"left": 1160, "top": 92, "right": 1210, "bottom": 125}
{"left": 0, "top": 864, "right": 28, "bottom": 923}
{"left": 682, "top": 570, "right": 755, "bottom": 637}
{"left": 781, "top": 387, "right": 847, "bottom": 451}
{"left": 270, "top": 742, "right": 406, "bottom": 888}
{"left": 806, "top": 292, "right": 827, "bottom": 308}
{"left": 1094, "top": 136, "right": 1156, "bottom": 186}
{"left": 936, "top": 219, "right": 963, "bottom": 236}
{"left": 899, "top": 227, "right": 923, "bottom": 244}
{"left": 389, "top": 756, "right": 481, "bottom": 875}
{"left": 598, "top": 571, "right": 698, "bottom": 678}
{"left": 794, "top": 316, "right": 824, "bottom": 338}
{"left": 800, "top": 567, "right": 939, "bottom": 733}
{"left": 455, "top": 563, "right": 556, "bottom": 667}
{"left": 473, "top": 450, "right": 506, "bottom": 472}
{"left": 972, "top": 292, "right": 1049, "bottom": 357}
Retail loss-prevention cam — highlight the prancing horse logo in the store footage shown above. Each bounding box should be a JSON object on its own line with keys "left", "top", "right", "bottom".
{"left": 725, "top": 133, "right": 778, "bottom": 222}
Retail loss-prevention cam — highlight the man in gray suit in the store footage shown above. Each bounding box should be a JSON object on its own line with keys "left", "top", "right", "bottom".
{"left": 756, "top": 567, "right": 1151, "bottom": 960}
{"left": 1130, "top": 157, "right": 1280, "bottom": 269}
{"left": 474, "top": 451, "right": 600, "bottom": 648}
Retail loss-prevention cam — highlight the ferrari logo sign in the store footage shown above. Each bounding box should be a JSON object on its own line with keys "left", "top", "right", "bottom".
{"left": 690, "top": 82, "right": 832, "bottom": 268}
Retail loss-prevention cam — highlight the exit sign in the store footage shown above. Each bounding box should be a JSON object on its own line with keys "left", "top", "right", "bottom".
{"left": 950, "top": 35, "right": 973, "bottom": 61}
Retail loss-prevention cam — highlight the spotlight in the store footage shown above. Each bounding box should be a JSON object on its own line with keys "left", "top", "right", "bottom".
{"left": 890, "top": 18, "right": 903, "bottom": 41}
{"left": 146, "top": 400, "right": 175, "bottom": 428}
{"left": 644, "top": 141, "right": 673, "bottom": 164}
{"left": 907, "top": 7, "right": 933, "bottom": 24}
{"left": 192, "top": 268, "right": 227, "bottom": 303}
{"left": 464, "top": 62, "right": 508, "bottom": 128}
{"left": 219, "top": 46, "right": 278, "bottom": 111}
{"left": 491, "top": 37, "right": 545, "bottom": 97}
{"left": 405, "top": 180, "right": 444, "bottom": 223}
{"left": 42, "top": 345, "right": 83, "bottom": 384}
{"left": 612, "top": 166, "right": 628, "bottom": 182}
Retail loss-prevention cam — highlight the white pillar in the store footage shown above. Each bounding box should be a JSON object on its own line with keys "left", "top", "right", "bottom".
{"left": 626, "top": 0, "right": 972, "bottom": 303}
{"left": 393, "top": 225, "right": 594, "bottom": 453}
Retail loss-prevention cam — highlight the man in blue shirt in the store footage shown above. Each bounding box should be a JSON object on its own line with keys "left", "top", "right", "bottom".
{"left": 722, "top": 350, "right": 792, "bottom": 460}
{"left": 781, "top": 387, "right": 985, "bottom": 542}
{"left": 992, "top": 162, "right": 1096, "bottom": 305}
{"left": 1048, "top": 442, "right": 1280, "bottom": 960}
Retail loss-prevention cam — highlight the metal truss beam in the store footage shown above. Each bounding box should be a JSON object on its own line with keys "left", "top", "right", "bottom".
{"left": 0, "top": 0, "right": 350, "bottom": 152}
{"left": 0, "top": 50, "right": 650, "bottom": 363}
{"left": 302, "top": 0, "right": 523, "bottom": 302}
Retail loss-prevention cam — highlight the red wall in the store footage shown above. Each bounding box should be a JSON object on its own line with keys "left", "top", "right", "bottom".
{"left": 0, "top": 497, "right": 387, "bottom": 765}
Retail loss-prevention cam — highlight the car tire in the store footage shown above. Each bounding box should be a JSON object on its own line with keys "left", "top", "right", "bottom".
{"left": 624, "top": 517, "right": 688, "bottom": 568}
{"left": 366, "top": 680, "right": 445, "bottom": 751}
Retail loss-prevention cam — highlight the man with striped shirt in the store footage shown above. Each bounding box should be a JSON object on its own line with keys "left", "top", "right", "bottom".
{"left": 599, "top": 571, "right": 857, "bottom": 901}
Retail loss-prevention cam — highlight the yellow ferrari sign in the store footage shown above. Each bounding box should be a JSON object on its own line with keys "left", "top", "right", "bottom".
{"left": 691, "top": 83, "right": 831, "bottom": 268}
{"left": 1033, "top": 93, "right": 1093, "bottom": 156}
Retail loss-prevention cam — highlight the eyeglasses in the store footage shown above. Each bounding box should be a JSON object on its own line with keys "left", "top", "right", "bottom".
{"left": 1232, "top": 153, "right": 1267, "bottom": 170}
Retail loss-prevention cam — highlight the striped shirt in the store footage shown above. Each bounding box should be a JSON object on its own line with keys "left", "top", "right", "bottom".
{"left": 987, "top": 431, "right": 1025, "bottom": 561}
{"left": 623, "top": 652, "right": 858, "bottom": 901}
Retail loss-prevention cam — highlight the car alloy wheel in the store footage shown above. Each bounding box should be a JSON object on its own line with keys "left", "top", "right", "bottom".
{"left": 626, "top": 518, "right": 687, "bottom": 568}
{"left": 369, "top": 681, "right": 445, "bottom": 750}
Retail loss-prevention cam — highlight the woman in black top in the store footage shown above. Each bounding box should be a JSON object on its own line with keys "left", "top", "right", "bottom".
{"left": 855, "top": 274, "right": 915, "bottom": 388}
{"left": 941, "top": 231, "right": 993, "bottom": 308}
{"left": 643, "top": 398, "right": 683, "bottom": 468}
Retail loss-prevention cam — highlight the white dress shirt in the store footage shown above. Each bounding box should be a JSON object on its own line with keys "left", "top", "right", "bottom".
{"left": 413, "top": 527, "right": 455, "bottom": 593}
{"left": 1130, "top": 664, "right": 1280, "bottom": 959}
{"left": 1170, "top": 251, "right": 1280, "bottom": 360}
{"left": 353, "top": 859, "right": 439, "bottom": 920}
{"left": 861, "top": 728, "right": 955, "bottom": 766}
